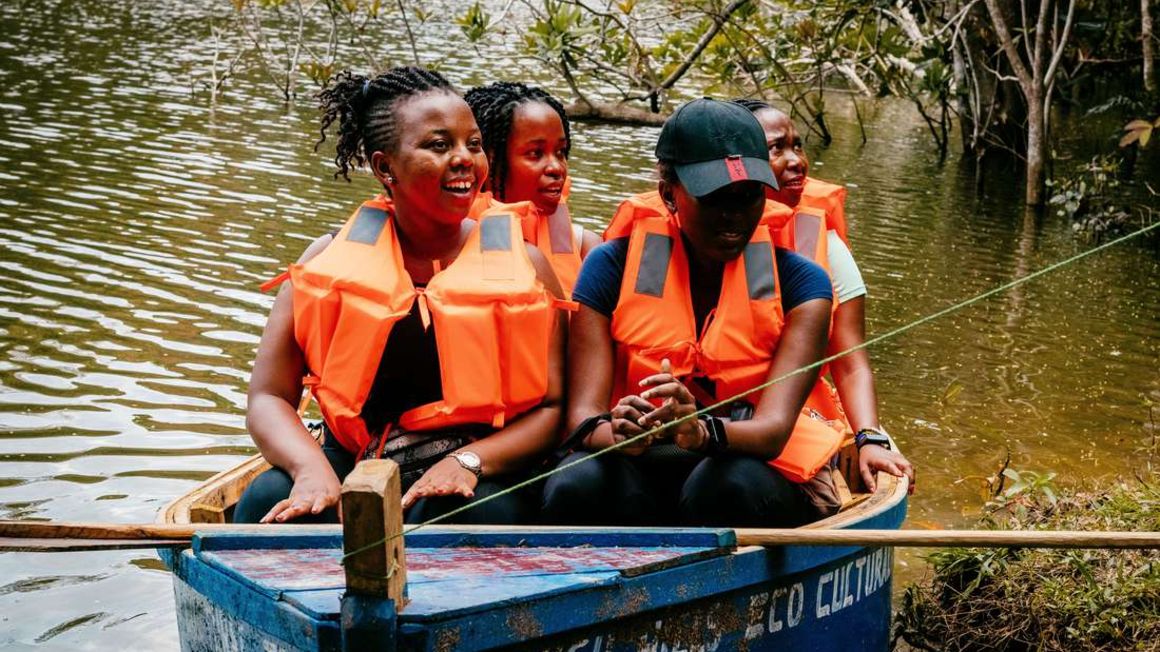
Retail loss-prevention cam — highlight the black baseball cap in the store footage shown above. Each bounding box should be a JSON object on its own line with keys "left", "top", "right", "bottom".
{"left": 655, "top": 98, "right": 779, "bottom": 198}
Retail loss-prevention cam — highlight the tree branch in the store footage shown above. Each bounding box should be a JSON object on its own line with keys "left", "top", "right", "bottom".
{"left": 654, "top": 0, "right": 751, "bottom": 92}
{"left": 395, "top": 0, "right": 421, "bottom": 66}
{"left": 984, "top": 0, "right": 1033, "bottom": 89}
{"left": 1043, "top": 0, "right": 1075, "bottom": 88}
{"left": 1031, "top": 0, "right": 1052, "bottom": 80}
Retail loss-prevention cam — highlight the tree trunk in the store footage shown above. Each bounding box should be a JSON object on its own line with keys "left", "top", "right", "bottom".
{"left": 1025, "top": 93, "right": 1046, "bottom": 206}
{"left": 1145, "top": 0, "right": 1156, "bottom": 92}
{"left": 951, "top": 0, "right": 975, "bottom": 155}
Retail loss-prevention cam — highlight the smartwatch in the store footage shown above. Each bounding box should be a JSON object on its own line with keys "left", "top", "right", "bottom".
{"left": 855, "top": 427, "right": 892, "bottom": 451}
{"left": 697, "top": 415, "right": 729, "bottom": 455}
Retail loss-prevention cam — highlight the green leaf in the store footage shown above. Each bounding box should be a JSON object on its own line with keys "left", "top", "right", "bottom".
{"left": 457, "top": 2, "right": 490, "bottom": 43}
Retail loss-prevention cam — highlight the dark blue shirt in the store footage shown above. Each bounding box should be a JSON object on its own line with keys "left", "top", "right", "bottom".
{"left": 573, "top": 237, "right": 833, "bottom": 328}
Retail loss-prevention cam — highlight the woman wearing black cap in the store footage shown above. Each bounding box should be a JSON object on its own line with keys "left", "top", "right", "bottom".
{"left": 541, "top": 99, "right": 845, "bottom": 527}
{"left": 734, "top": 99, "right": 915, "bottom": 495}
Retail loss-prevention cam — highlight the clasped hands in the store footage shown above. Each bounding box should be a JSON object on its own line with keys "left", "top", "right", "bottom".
{"left": 608, "top": 359, "right": 708, "bottom": 454}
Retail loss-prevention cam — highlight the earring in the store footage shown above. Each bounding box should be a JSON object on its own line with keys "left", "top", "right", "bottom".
{"left": 387, "top": 174, "right": 397, "bottom": 184}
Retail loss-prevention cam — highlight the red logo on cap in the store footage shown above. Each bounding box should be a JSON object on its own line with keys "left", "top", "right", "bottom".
{"left": 725, "top": 155, "right": 748, "bottom": 182}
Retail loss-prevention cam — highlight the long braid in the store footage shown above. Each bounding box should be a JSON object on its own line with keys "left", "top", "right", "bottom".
{"left": 463, "top": 81, "right": 571, "bottom": 200}
{"left": 316, "top": 66, "right": 455, "bottom": 181}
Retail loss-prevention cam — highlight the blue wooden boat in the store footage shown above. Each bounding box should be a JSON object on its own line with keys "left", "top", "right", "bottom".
{"left": 159, "top": 445, "right": 908, "bottom": 651}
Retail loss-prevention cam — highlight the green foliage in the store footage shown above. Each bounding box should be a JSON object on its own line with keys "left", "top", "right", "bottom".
{"left": 523, "top": 1, "right": 590, "bottom": 62}
{"left": 1047, "top": 153, "right": 1133, "bottom": 238}
{"left": 457, "top": 2, "right": 489, "bottom": 43}
{"left": 299, "top": 60, "right": 336, "bottom": 86}
{"left": 895, "top": 476, "right": 1160, "bottom": 651}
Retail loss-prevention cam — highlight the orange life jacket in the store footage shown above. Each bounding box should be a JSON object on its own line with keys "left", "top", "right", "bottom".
{"left": 767, "top": 177, "right": 853, "bottom": 424}
{"left": 606, "top": 192, "right": 844, "bottom": 482}
{"left": 468, "top": 180, "right": 583, "bottom": 297}
{"left": 288, "top": 196, "right": 556, "bottom": 455}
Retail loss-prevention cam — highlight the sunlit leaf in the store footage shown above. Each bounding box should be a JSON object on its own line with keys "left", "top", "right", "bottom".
{"left": 1119, "top": 130, "right": 1141, "bottom": 148}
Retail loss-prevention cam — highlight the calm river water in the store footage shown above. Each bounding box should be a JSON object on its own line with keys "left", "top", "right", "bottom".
{"left": 1, "top": 1, "right": 1158, "bottom": 649}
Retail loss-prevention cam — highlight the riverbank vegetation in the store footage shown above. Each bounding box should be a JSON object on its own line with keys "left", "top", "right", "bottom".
{"left": 203, "top": 0, "right": 1158, "bottom": 209}
{"left": 894, "top": 462, "right": 1160, "bottom": 651}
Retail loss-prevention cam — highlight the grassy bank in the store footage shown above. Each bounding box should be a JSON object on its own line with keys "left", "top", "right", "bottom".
{"left": 894, "top": 470, "right": 1160, "bottom": 651}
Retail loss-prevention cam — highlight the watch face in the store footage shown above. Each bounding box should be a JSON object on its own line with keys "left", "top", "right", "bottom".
{"left": 454, "top": 451, "right": 482, "bottom": 473}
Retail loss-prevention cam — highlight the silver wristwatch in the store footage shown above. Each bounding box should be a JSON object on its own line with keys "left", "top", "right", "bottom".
{"left": 448, "top": 450, "right": 483, "bottom": 477}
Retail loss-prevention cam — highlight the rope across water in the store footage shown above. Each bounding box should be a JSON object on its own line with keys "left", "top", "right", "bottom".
{"left": 341, "top": 220, "right": 1160, "bottom": 564}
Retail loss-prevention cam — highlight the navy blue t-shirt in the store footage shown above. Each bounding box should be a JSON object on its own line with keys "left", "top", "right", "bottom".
{"left": 573, "top": 237, "right": 833, "bottom": 327}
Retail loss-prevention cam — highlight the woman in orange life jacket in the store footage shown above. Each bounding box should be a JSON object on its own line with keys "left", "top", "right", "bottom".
{"left": 734, "top": 99, "right": 915, "bottom": 494}
{"left": 463, "top": 81, "right": 601, "bottom": 297}
{"left": 233, "top": 66, "right": 567, "bottom": 525}
{"left": 540, "top": 99, "right": 842, "bottom": 527}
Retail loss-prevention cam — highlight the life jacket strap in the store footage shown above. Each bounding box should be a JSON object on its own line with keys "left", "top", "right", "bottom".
{"left": 552, "top": 298, "right": 579, "bottom": 312}
{"left": 260, "top": 269, "right": 291, "bottom": 293}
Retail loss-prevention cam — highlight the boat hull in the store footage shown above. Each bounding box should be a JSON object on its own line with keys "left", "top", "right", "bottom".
{"left": 173, "top": 543, "right": 896, "bottom": 651}
{"left": 171, "top": 480, "right": 906, "bottom": 652}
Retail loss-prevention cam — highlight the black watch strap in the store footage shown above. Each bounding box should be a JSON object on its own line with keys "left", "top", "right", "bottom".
{"left": 559, "top": 413, "right": 612, "bottom": 452}
{"left": 698, "top": 415, "right": 729, "bottom": 455}
{"left": 855, "top": 428, "right": 891, "bottom": 450}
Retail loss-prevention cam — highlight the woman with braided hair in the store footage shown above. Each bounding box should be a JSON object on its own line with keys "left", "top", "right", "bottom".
{"left": 733, "top": 99, "right": 914, "bottom": 494}
{"left": 464, "top": 81, "right": 600, "bottom": 297}
{"left": 235, "top": 66, "right": 567, "bottom": 525}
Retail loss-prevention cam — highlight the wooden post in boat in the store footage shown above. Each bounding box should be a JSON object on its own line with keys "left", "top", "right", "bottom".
{"left": 340, "top": 459, "right": 406, "bottom": 651}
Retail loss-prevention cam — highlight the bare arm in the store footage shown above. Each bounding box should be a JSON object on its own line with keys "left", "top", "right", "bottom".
{"left": 246, "top": 234, "right": 338, "bottom": 522}
{"left": 579, "top": 229, "right": 602, "bottom": 258}
{"left": 827, "top": 296, "right": 879, "bottom": 432}
{"left": 828, "top": 295, "right": 915, "bottom": 490}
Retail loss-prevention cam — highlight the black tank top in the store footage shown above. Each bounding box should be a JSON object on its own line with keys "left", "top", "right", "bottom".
{"left": 359, "top": 290, "right": 443, "bottom": 436}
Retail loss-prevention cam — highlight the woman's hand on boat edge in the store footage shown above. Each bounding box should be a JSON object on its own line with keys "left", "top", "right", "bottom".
{"left": 858, "top": 445, "right": 915, "bottom": 494}
{"left": 260, "top": 465, "right": 343, "bottom": 523}
{"left": 401, "top": 457, "right": 479, "bottom": 509}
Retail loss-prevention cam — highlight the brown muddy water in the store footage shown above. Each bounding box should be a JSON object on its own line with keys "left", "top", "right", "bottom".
{"left": 1, "top": 1, "right": 1158, "bottom": 648}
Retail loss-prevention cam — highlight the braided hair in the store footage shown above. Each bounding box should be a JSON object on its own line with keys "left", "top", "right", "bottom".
{"left": 463, "top": 81, "right": 571, "bottom": 201}
{"left": 316, "top": 66, "right": 455, "bottom": 182}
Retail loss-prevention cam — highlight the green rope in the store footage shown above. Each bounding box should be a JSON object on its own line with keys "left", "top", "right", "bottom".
{"left": 341, "top": 220, "right": 1160, "bottom": 564}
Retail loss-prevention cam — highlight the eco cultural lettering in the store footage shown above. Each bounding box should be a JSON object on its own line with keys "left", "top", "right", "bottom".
{"left": 745, "top": 547, "right": 894, "bottom": 639}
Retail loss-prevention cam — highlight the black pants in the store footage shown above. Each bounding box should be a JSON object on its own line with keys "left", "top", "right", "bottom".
{"left": 540, "top": 450, "right": 824, "bottom": 528}
{"left": 234, "top": 439, "right": 533, "bottom": 525}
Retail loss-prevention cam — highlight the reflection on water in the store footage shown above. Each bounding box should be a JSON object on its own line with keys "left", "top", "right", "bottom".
{"left": 1, "top": 0, "right": 1158, "bottom": 648}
